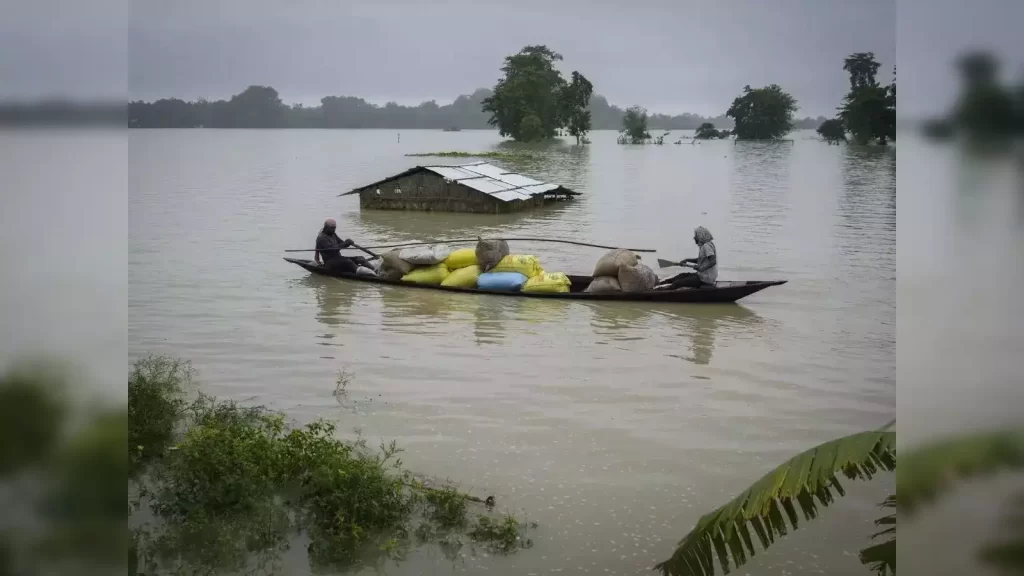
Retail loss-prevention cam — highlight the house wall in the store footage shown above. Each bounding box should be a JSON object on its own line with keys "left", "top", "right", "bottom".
{"left": 356, "top": 172, "right": 542, "bottom": 213}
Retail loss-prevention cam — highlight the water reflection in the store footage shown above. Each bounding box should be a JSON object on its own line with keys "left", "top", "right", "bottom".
{"left": 297, "top": 275, "right": 382, "bottom": 355}
{"left": 581, "top": 300, "right": 656, "bottom": 337}
{"left": 729, "top": 141, "right": 793, "bottom": 248}
{"left": 656, "top": 304, "right": 763, "bottom": 366}
{"left": 838, "top": 146, "right": 896, "bottom": 274}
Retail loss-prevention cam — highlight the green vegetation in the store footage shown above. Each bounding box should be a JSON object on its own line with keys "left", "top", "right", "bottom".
{"left": 404, "top": 150, "right": 538, "bottom": 160}
{"left": 694, "top": 122, "right": 721, "bottom": 140}
{"left": 951, "top": 52, "right": 1018, "bottom": 141}
{"left": 837, "top": 53, "right": 896, "bottom": 145}
{"left": 562, "top": 71, "right": 595, "bottom": 144}
{"left": 481, "top": 45, "right": 594, "bottom": 142}
{"left": 656, "top": 423, "right": 1024, "bottom": 576}
{"left": 469, "top": 513, "right": 535, "bottom": 553}
{"left": 817, "top": 118, "right": 847, "bottom": 143}
{"left": 123, "top": 85, "right": 830, "bottom": 132}
{"left": 726, "top": 84, "right": 799, "bottom": 140}
{"left": 125, "top": 355, "right": 534, "bottom": 573}
{"left": 619, "top": 106, "right": 652, "bottom": 143}
{"left": 0, "top": 362, "right": 126, "bottom": 575}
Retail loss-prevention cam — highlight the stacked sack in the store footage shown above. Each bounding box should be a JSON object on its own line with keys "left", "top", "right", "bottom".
{"left": 440, "top": 247, "right": 481, "bottom": 287}
{"left": 585, "top": 248, "right": 658, "bottom": 293}
{"left": 377, "top": 244, "right": 453, "bottom": 284}
{"left": 387, "top": 238, "right": 573, "bottom": 293}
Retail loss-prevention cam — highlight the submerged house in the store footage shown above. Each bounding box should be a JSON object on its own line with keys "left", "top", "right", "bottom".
{"left": 342, "top": 162, "right": 580, "bottom": 214}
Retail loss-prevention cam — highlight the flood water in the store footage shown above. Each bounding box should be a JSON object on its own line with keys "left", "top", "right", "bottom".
{"left": 123, "top": 129, "right": 895, "bottom": 574}
{"left": 1, "top": 127, "right": 902, "bottom": 574}
{"left": 126, "top": 129, "right": 895, "bottom": 574}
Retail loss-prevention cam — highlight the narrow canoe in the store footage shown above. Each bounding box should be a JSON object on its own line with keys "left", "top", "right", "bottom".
{"left": 285, "top": 258, "right": 785, "bottom": 303}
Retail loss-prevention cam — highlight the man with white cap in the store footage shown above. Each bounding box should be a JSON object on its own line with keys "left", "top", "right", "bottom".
{"left": 314, "top": 217, "right": 359, "bottom": 273}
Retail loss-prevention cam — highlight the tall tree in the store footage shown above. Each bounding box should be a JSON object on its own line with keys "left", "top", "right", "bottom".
{"left": 726, "top": 85, "right": 798, "bottom": 140}
{"left": 837, "top": 53, "right": 895, "bottom": 145}
{"left": 620, "top": 106, "right": 651, "bottom": 143}
{"left": 843, "top": 52, "right": 881, "bottom": 91}
{"left": 561, "top": 71, "right": 594, "bottom": 144}
{"left": 952, "top": 51, "right": 1016, "bottom": 140}
{"left": 481, "top": 45, "right": 570, "bottom": 142}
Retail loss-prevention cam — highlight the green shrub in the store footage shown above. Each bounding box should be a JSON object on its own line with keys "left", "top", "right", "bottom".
{"left": 128, "top": 356, "right": 190, "bottom": 475}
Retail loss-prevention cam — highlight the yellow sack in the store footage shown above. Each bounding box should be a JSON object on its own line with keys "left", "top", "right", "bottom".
{"left": 441, "top": 265, "right": 480, "bottom": 288}
{"left": 522, "top": 272, "right": 572, "bottom": 294}
{"left": 401, "top": 263, "right": 449, "bottom": 285}
{"left": 443, "top": 248, "right": 478, "bottom": 270}
{"left": 491, "top": 254, "right": 544, "bottom": 278}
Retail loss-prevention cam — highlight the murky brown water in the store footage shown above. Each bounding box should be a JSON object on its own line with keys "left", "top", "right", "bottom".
{"left": 121, "top": 129, "right": 896, "bottom": 574}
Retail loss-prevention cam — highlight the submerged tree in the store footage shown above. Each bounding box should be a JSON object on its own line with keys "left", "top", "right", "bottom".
{"left": 726, "top": 85, "right": 798, "bottom": 140}
{"left": 817, "top": 118, "right": 847, "bottom": 143}
{"left": 837, "top": 53, "right": 896, "bottom": 145}
{"left": 694, "top": 122, "right": 720, "bottom": 140}
{"left": 562, "top": 71, "right": 594, "bottom": 144}
{"left": 481, "top": 45, "right": 593, "bottom": 142}
{"left": 620, "top": 106, "right": 651, "bottom": 143}
{"left": 952, "top": 51, "right": 1017, "bottom": 140}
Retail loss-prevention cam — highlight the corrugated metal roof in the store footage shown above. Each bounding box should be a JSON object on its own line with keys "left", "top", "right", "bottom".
{"left": 343, "top": 161, "right": 580, "bottom": 201}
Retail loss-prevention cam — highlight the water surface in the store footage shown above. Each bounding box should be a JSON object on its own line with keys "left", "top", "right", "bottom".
{"left": 123, "top": 128, "right": 897, "bottom": 574}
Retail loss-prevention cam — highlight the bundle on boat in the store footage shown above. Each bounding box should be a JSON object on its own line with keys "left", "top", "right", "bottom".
{"left": 379, "top": 239, "right": 572, "bottom": 294}
{"left": 371, "top": 240, "right": 660, "bottom": 294}
{"left": 585, "top": 248, "right": 658, "bottom": 293}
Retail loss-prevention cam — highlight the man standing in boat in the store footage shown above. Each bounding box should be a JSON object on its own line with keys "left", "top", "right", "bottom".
{"left": 314, "top": 218, "right": 362, "bottom": 274}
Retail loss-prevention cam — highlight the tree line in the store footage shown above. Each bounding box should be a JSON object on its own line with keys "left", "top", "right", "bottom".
{"left": 127, "top": 86, "right": 778, "bottom": 132}
{"left": 126, "top": 42, "right": 826, "bottom": 136}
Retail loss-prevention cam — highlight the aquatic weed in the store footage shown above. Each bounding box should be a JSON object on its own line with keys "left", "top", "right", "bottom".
{"left": 424, "top": 484, "right": 469, "bottom": 529}
{"left": 468, "top": 513, "right": 534, "bottom": 554}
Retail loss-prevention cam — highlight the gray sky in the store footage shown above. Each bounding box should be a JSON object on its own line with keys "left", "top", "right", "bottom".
{"left": 125, "top": 0, "right": 895, "bottom": 118}
{"left": 5, "top": 1, "right": 1022, "bottom": 118}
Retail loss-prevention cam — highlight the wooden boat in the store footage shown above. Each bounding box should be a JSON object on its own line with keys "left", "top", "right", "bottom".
{"left": 284, "top": 258, "right": 785, "bottom": 303}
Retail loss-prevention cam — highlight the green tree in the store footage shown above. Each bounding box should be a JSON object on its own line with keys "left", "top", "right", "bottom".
{"left": 837, "top": 53, "right": 895, "bottom": 145}
{"left": 225, "top": 85, "right": 286, "bottom": 128}
{"left": 561, "top": 71, "right": 594, "bottom": 144}
{"left": 620, "top": 105, "right": 651, "bottom": 143}
{"left": 952, "top": 51, "right": 1017, "bottom": 140}
{"left": 726, "top": 85, "right": 798, "bottom": 140}
{"left": 694, "top": 122, "right": 720, "bottom": 139}
{"left": 481, "top": 45, "right": 576, "bottom": 142}
{"left": 816, "top": 118, "right": 847, "bottom": 143}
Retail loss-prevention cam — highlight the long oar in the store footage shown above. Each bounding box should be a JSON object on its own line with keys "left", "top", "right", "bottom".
{"left": 286, "top": 244, "right": 381, "bottom": 260}
{"left": 355, "top": 237, "right": 657, "bottom": 253}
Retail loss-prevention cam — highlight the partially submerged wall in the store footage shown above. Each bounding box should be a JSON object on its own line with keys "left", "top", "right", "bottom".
{"left": 355, "top": 171, "right": 567, "bottom": 213}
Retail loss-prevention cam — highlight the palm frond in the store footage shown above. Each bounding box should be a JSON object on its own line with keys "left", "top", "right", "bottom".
{"left": 654, "top": 430, "right": 895, "bottom": 576}
{"left": 859, "top": 494, "right": 895, "bottom": 575}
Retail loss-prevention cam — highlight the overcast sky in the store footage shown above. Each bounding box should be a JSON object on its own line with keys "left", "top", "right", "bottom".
{"left": 3, "top": 1, "right": 1022, "bottom": 118}
{"left": 126, "top": 0, "right": 896, "bottom": 117}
